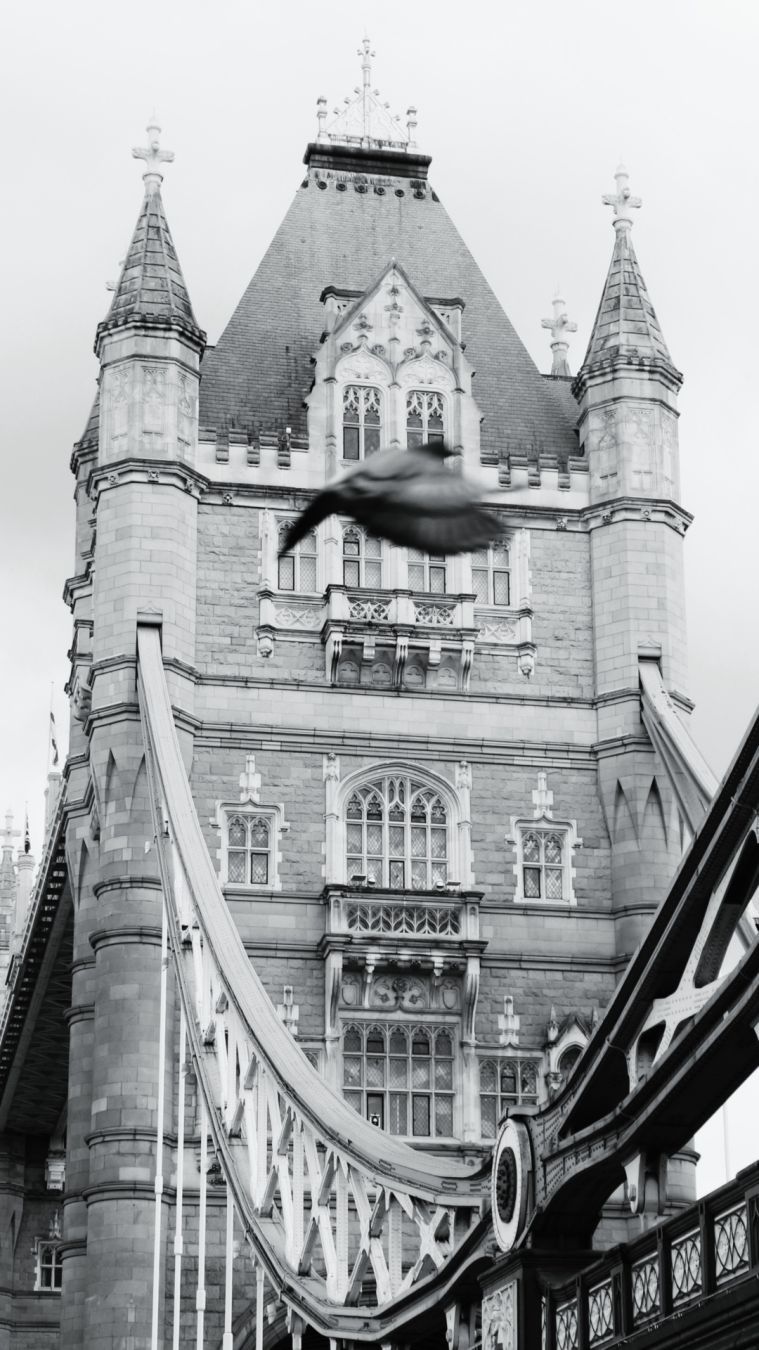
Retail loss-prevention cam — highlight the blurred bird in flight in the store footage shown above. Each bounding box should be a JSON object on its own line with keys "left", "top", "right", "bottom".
{"left": 279, "top": 442, "right": 502, "bottom": 556}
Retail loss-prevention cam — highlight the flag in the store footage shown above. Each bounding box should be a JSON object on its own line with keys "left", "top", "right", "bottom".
{"left": 24, "top": 812, "right": 30, "bottom": 855}
{"left": 50, "top": 712, "right": 59, "bottom": 768}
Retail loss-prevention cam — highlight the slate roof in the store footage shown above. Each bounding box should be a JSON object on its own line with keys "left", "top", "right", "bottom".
{"left": 199, "top": 150, "right": 580, "bottom": 466}
{"left": 98, "top": 189, "right": 203, "bottom": 342}
{"left": 581, "top": 225, "right": 675, "bottom": 371}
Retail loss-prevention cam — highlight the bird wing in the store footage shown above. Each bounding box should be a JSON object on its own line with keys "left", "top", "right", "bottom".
{"left": 278, "top": 490, "right": 339, "bottom": 554}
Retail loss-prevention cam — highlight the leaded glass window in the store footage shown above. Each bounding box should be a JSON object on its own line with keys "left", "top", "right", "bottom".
{"left": 406, "top": 390, "right": 445, "bottom": 447}
{"left": 407, "top": 549, "right": 447, "bottom": 594}
{"left": 226, "top": 813, "right": 272, "bottom": 886}
{"left": 343, "top": 385, "right": 382, "bottom": 461}
{"left": 36, "top": 1243, "right": 63, "bottom": 1292}
{"left": 479, "top": 1058, "right": 540, "bottom": 1139}
{"left": 472, "top": 542, "right": 510, "bottom": 606}
{"left": 345, "top": 775, "right": 449, "bottom": 889}
{"left": 277, "top": 523, "right": 318, "bottom": 593}
{"left": 342, "top": 1023, "right": 455, "bottom": 1137}
{"left": 521, "top": 829, "right": 567, "bottom": 900}
{"left": 343, "top": 526, "right": 382, "bottom": 588}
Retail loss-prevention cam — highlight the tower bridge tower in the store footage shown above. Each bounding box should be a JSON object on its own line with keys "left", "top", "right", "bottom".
{"left": 0, "top": 44, "right": 712, "bottom": 1350}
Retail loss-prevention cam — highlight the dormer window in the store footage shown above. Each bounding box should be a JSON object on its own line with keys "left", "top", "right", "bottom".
{"left": 472, "top": 542, "right": 510, "bottom": 606}
{"left": 343, "top": 526, "right": 382, "bottom": 587}
{"left": 343, "top": 385, "right": 382, "bottom": 461}
{"left": 406, "top": 390, "right": 445, "bottom": 446}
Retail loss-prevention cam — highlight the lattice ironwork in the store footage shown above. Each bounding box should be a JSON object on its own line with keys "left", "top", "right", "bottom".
{"left": 587, "top": 1280, "right": 613, "bottom": 1345}
{"left": 671, "top": 1228, "right": 702, "bottom": 1305}
{"left": 555, "top": 1298, "right": 579, "bottom": 1350}
{"left": 715, "top": 1203, "right": 750, "bottom": 1283}
{"left": 631, "top": 1255, "right": 660, "bottom": 1324}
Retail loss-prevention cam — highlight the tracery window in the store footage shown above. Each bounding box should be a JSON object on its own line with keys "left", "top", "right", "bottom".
{"left": 224, "top": 812, "right": 274, "bottom": 887}
{"left": 277, "top": 523, "right": 318, "bottom": 593}
{"left": 345, "top": 774, "right": 449, "bottom": 889}
{"left": 35, "top": 1242, "right": 63, "bottom": 1292}
{"left": 472, "top": 541, "right": 511, "bottom": 606}
{"left": 343, "top": 385, "right": 382, "bottom": 461}
{"left": 406, "top": 390, "right": 445, "bottom": 446}
{"left": 407, "top": 549, "right": 447, "bottom": 594}
{"left": 343, "top": 526, "right": 382, "bottom": 588}
{"left": 518, "top": 828, "right": 569, "bottom": 901}
{"left": 479, "top": 1058, "right": 540, "bottom": 1139}
{"left": 342, "top": 1022, "right": 455, "bottom": 1137}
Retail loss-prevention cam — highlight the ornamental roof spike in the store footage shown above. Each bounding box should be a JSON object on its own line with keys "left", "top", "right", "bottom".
{"left": 132, "top": 113, "right": 174, "bottom": 197}
{"left": 541, "top": 289, "right": 577, "bottom": 376}
{"left": 317, "top": 38, "right": 418, "bottom": 153}
{"left": 602, "top": 162, "right": 642, "bottom": 233}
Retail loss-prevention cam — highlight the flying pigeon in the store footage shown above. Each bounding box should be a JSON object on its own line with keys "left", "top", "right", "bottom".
{"left": 278, "top": 442, "right": 503, "bottom": 556}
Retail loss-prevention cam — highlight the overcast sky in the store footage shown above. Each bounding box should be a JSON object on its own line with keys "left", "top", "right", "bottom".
{"left": 1, "top": 0, "right": 757, "bottom": 1192}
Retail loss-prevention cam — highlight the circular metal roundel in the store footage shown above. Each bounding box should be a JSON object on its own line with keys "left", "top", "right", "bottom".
{"left": 491, "top": 1119, "right": 532, "bottom": 1253}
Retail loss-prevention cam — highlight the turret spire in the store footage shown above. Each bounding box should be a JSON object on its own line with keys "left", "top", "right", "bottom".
{"left": 541, "top": 291, "right": 577, "bottom": 376}
{"left": 97, "top": 118, "right": 203, "bottom": 345}
{"left": 132, "top": 115, "right": 174, "bottom": 197}
{"left": 578, "top": 165, "right": 677, "bottom": 375}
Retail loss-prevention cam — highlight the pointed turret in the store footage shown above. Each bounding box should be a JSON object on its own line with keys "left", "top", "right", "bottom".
{"left": 97, "top": 117, "right": 202, "bottom": 345}
{"left": 0, "top": 811, "right": 20, "bottom": 966}
{"left": 581, "top": 166, "right": 675, "bottom": 373}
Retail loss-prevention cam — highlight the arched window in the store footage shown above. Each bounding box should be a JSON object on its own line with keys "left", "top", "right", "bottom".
{"left": 520, "top": 829, "right": 568, "bottom": 901}
{"left": 472, "top": 541, "right": 510, "bottom": 606}
{"left": 342, "top": 1022, "right": 455, "bottom": 1136}
{"left": 408, "top": 548, "right": 447, "bottom": 594}
{"left": 479, "top": 1058, "right": 540, "bottom": 1138}
{"left": 345, "top": 774, "right": 449, "bottom": 889}
{"left": 406, "top": 390, "right": 445, "bottom": 446}
{"left": 277, "top": 523, "right": 318, "bottom": 593}
{"left": 343, "top": 385, "right": 382, "bottom": 461}
{"left": 342, "top": 526, "right": 382, "bottom": 588}
{"left": 226, "top": 813, "right": 272, "bottom": 886}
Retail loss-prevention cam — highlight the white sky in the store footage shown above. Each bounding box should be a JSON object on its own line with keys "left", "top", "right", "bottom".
{"left": 1, "top": 0, "right": 757, "bottom": 1195}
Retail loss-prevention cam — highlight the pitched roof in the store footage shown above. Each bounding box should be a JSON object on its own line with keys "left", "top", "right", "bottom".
{"left": 199, "top": 153, "right": 579, "bottom": 466}
{"left": 581, "top": 225, "right": 675, "bottom": 371}
{"left": 97, "top": 189, "right": 203, "bottom": 342}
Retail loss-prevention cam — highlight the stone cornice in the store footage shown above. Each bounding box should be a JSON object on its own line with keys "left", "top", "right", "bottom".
{"left": 582, "top": 496, "right": 692, "bottom": 533}
{"left": 89, "top": 925, "right": 162, "bottom": 952}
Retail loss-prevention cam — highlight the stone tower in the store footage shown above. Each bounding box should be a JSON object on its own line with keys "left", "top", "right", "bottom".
{"left": 0, "top": 47, "right": 710, "bottom": 1349}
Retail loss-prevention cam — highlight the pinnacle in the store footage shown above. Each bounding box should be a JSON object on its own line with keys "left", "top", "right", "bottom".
{"left": 99, "top": 189, "right": 202, "bottom": 341}
{"left": 581, "top": 224, "right": 675, "bottom": 372}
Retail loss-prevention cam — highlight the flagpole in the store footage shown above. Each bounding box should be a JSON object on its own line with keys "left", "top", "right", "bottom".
{"left": 48, "top": 682, "right": 54, "bottom": 774}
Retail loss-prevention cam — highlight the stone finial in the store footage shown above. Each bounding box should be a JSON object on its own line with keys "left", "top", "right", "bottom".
{"left": 132, "top": 115, "right": 174, "bottom": 197}
{"left": 406, "top": 106, "right": 418, "bottom": 148}
{"left": 1, "top": 810, "right": 20, "bottom": 854}
{"left": 498, "top": 994, "right": 521, "bottom": 1047}
{"left": 547, "top": 1006, "right": 559, "bottom": 1043}
{"left": 277, "top": 985, "right": 300, "bottom": 1037}
{"left": 358, "top": 35, "right": 375, "bottom": 89}
{"left": 531, "top": 772, "right": 554, "bottom": 819}
{"left": 239, "top": 754, "right": 262, "bottom": 804}
{"left": 316, "top": 96, "right": 328, "bottom": 142}
{"left": 541, "top": 291, "right": 578, "bottom": 376}
{"left": 602, "top": 163, "right": 642, "bottom": 232}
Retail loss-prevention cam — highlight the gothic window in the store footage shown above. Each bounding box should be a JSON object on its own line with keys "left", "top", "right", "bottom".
{"left": 406, "top": 390, "right": 445, "bottom": 446}
{"left": 472, "top": 541, "right": 511, "bottom": 606}
{"left": 224, "top": 812, "right": 274, "bottom": 887}
{"left": 277, "top": 523, "right": 318, "bottom": 593}
{"left": 343, "top": 385, "right": 382, "bottom": 461}
{"left": 345, "top": 774, "right": 449, "bottom": 889}
{"left": 35, "top": 1242, "right": 63, "bottom": 1292}
{"left": 342, "top": 526, "right": 383, "bottom": 588}
{"left": 518, "top": 828, "right": 569, "bottom": 901}
{"left": 408, "top": 548, "right": 447, "bottom": 594}
{"left": 558, "top": 1045, "right": 582, "bottom": 1079}
{"left": 479, "top": 1058, "right": 540, "bottom": 1139}
{"left": 342, "top": 1023, "right": 455, "bottom": 1137}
